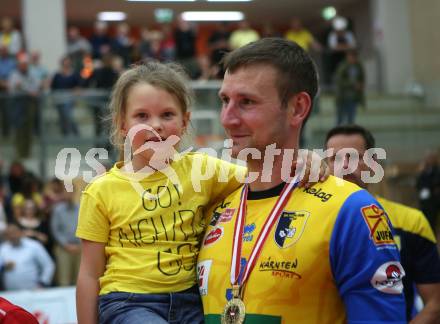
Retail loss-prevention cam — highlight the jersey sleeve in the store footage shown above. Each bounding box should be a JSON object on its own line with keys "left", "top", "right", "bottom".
{"left": 76, "top": 190, "right": 110, "bottom": 243}
{"left": 329, "top": 190, "right": 406, "bottom": 323}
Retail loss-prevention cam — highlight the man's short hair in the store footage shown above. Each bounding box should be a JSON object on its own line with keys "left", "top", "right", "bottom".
{"left": 325, "top": 124, "right": 376, "bottom": 150}
{"left": 221, "top": 37, "right": 319, "bottom": 109}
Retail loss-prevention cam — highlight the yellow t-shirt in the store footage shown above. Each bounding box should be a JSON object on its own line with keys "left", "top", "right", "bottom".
{"left": 284, "top": 29, "right": 313, "bottom": 51}
{"left": 76, "top": 153, "right": 245, "bottom": 295}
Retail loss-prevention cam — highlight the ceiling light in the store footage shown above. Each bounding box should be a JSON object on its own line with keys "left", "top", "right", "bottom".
{"left": 97, "top": 12, "right": 127, "bottom": 21}
{"left": 207, "top": 0, "right": 252, "bottom": 2}
{"left": 127, "top": 0, "right": 195, "bottom": 2}
{"left": 322, "top": 6, "right": 337, "bottom": 21}
{"left": 182, "top": 11, "right": 244, "bottom": 22}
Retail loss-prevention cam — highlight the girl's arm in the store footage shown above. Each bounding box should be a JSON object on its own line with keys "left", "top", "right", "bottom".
{"left": 76, "top": 239, "right": 106, "bottom": 324}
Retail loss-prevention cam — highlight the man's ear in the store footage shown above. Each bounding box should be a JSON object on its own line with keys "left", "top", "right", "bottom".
{"left": 287, "top": 92, "right": 311, "bottom": 126}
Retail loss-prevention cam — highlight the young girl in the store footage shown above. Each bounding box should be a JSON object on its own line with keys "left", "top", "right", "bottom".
{"left": 76, "top": 61, "right": 326, "bottom": 324}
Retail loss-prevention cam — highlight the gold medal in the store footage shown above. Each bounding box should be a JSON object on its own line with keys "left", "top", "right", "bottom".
{"left": 221, "top": 298, "right": 245, "bottom": 324}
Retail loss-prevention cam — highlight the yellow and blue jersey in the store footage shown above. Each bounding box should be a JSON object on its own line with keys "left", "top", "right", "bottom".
{"left": 198, "top": 176, "right": 406, "bottom": 323}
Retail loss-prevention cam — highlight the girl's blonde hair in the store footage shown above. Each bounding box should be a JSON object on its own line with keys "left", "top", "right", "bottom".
{"left": 108, "top": 61, "right": 193, "bottom": 157}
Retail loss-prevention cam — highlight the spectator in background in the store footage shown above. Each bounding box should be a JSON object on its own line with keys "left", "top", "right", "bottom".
{"left": 417, "top": 151, "right": 440, "bottom": 233}
{"left": 67, "top": 26, "right": 92, "bottom": 73}
{"left": 11, "top": 174, "right": 44, "bottom": 221}
{"left": 228, "top": 20, "right": 259, "bottom": 50}
{"left": 327, "top": 16, "right": 357, "bottom": 84}
{"left": 0, "top": 45, "right": 16, "bottom": 138}
{"left": 161, "top": 24, "right": 177, "bottom": 62}
{"left": 0, "top": 184, "right": 6, "bottom": 237}
{"left": 0, "top": 18, "right": 22, "bottom": 57}
{"left": 29, "top": 50, "right": 49, "bottom": 137}
{"left": 42, "top": 178, "right": 66, "bottom": 218}
{"left": 138, "top": 27, "right": 153, "bottom": 60}
{"left": 174, "top": 18, "right": 199, "bottom": 79}
{"left": 284, "top": 17, "right": 321, "bottom": 52}
{"left": 51, "top": 56, "right": 82, "bottom": 137}
{"left": 89, "top": 21, "right": 112, "bottom": 60}
{"left": 85, "top": 53, "right": 118, "bottom": 137}
{"left": 0, "top": 223, "right": 54, "bottom": 290}
{"left": 16, "top": 199, "right": 50, "bottom": 252}
{"left": 112, "top": 23, "right": 133, "bottom": 67}
{"left": 208, "top": 22, "right": 230, "bottom": 79}
{"left": 7, "top": 161, "right": 26, "bottom": 196}
{"left": 7, "top": 54, "right": 40, "bottom": 158}
{"left": 50, "top": 188, "right": 80, "bottom": 286}
{"left": 334, "top": 50, "right": 365, "bottom": 125}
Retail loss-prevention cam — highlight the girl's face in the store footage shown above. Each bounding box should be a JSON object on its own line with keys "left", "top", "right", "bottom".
{"left": 121, "top": 82, "right": 190, "bottom": 165}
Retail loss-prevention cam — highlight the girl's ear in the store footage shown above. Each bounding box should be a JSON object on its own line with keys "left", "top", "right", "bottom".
{"left": 287, "top": 92, "right": 311, "bottom": 127}
{"left": 182, "top": 111, "right": 191, "bottom": 131}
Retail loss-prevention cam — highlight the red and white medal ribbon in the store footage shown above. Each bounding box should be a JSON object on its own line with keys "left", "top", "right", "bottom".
{"left": 230, "top": 179, "right": 299, "bottom": 288}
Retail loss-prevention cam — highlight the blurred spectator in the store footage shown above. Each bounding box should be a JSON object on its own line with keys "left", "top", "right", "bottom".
{"left": 89, "top": 21, "right": 112, "bottom": 60}
{"left": 229, "top": 20, "right": 259, "bottom": 50}
{"left": 0, "top": 45, "right": 16, "bottom": 138}
{"left": 50, "top": 188, "right": 80, "bottom": 286}
{"left": 284, "top": 17, "right": 321, "bottom": 52}
{"left": 161, "top": 24, "right": 176, "bottom": 62}
{"left": 0, "top": 223, "right": 54, "bottom": 290}
{"left": 16, "top": 199, "right": 50, "bottom": 250}
{"left": 326, "top": 16, "right": 357, "bottom": 84}
{"left": 7, "top": 54, "right": 40, "bottom": 158}
{"left": 417, "top": 151, "right": 440, "bottom": 233}
{"left": 0, "top": 184, "right": 6, "bottom": 238}
{"left": 42, "top": 178, "right": 65, "bottom": 217}
{"left": 11, "top": 174, "right": 44, "bottom": 221}
{"left": 174, "top": 18, "right": 199, "bottom": 78}
{"left": 0, "top": 18, "right": 22, "bottom": 57}
{"left": 29, "top": 50, "right": 49, "bottom": 136}
{"left": 86, "top": 53, "right": 118, "bottom": 136}
{"left": 334, "top": 50, "right": 365, "bottom": 125}
{"left": 51, "top": 56, "right": 81, "bottom": 137}
{"left": 138, "top": 27, "right": 153, "bottom": 60}
{"left": 207, "top": 22, "right": 230, "bottom": 79}
{"left": 67, "top": 26, "right": 92, "bottom": 73}
{"left": 7, "top": 161, "right": 25, "bottom": 196}
{"left": 261, "top": 22, "right": 282, "bottom": 38}
{"left": 112, "top": 23, "right": 133, "bottom": 67}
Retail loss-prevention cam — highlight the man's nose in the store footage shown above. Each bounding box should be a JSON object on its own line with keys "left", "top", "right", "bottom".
{"left": 220, "top": 102, "right": 240, "bottom": 128}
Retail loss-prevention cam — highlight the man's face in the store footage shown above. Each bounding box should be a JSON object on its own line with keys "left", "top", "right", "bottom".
{"left": 326, "top": 133, "right": 369, "bottom": 188}
{"left": 219, "top": 65, "right": 290, "bottom": 158}
{"left": 5, "top": 225, "right": 22, "bottom": 246}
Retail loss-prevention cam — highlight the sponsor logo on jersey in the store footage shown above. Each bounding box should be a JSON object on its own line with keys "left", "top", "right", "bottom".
{"left": 203, "top": 227, "right": 224, "bottom": 247}
{"left": 274, "top": 211, "right": 310, "bottom": 248}
{"left": 209, "top": 200, "right": 231, "bottom": 226}
{"left": 197, "top": 260, "right": 212, "bottom": 296}
{"left": 258, "top": 256, "right": 301, "bottom": 279}
{"left": 243, "top": 223, "right": 256, "bottom": 242}
{"left": 361, "top": 204, "right": 395, "bottom": 246}
{"left": 219, "top": 208, "right": 236, "bottom": 223}
{"left": 303, "top": 187, "right": 333, "bottom": 202}
{"left": 371, "top": 261, "right": 405, "bottom": 294}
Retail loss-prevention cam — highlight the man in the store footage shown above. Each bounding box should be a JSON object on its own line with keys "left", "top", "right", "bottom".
{"left": 197, "top": 38, "right": 406, "bottom": 323}
{"left": 0, "top": 223, "right": 55, "bottom": 290}
{"left": 325, "top": 124, "right": 440, "bottom": 323}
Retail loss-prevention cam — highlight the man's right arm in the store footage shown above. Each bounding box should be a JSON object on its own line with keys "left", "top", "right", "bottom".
{"left": 76, "top": 239, "right": 106, "bottom": 324}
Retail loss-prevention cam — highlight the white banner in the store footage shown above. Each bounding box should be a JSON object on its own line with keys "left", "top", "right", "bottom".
{"left": 0, "top": 286, "right": 76, "bottom": 324}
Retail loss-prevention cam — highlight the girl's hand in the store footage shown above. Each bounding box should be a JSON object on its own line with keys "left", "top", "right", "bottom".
{"left": 296, "top": 150, "right": 330, "bottom": 189}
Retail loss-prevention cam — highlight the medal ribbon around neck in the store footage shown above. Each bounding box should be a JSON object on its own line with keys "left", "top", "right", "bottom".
{"left": 230, "top": 179, "right": 299, "bottom": 290}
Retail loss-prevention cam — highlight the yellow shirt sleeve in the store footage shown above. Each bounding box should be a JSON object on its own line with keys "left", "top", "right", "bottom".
{"left": 76, "top": 191, "right": 110, "bottom": 243}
